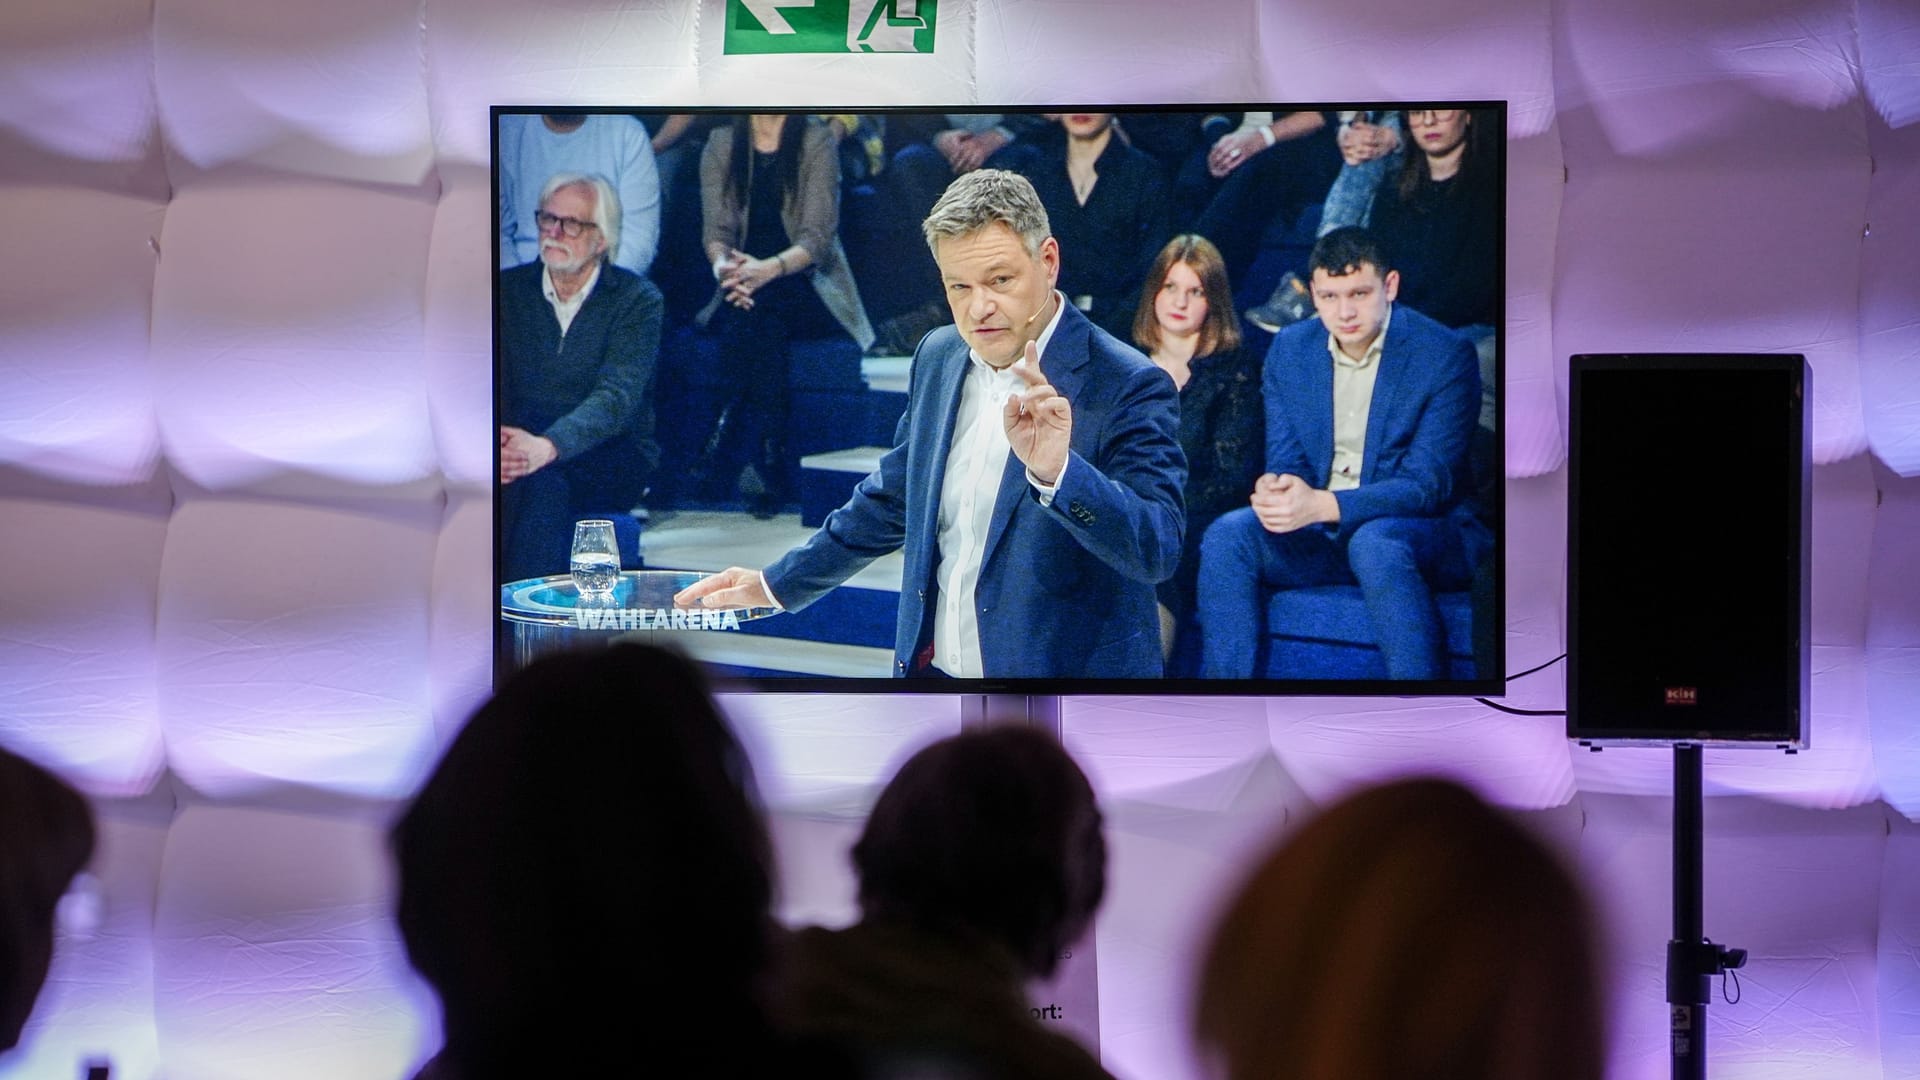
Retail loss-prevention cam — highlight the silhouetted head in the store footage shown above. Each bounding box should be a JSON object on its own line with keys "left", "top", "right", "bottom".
{"left": 1195, "top": 777, "right": 1605, "bottom": 1080}
{"left": 0, "top": 743, "right": 95, "bottom": 1053}
{"left": 852, "top": 724, "right": 1105, "bottom": 978}
{"left": 393, "top": 644, "right": 774, "bottom": 1077}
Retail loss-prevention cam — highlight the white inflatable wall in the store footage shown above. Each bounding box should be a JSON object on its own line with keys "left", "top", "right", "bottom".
{"left": 2, "top": 0, "right": 1916, "bottom": 1076}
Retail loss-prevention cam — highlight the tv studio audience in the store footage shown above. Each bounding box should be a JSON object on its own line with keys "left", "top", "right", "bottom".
{"left": 1132, "top": 234, "right": 1264, "bottom": 670}
{"left": 772, "top": 724, "right": 1114, "bottom": 1080}
{"left": 1194, "top": 777, "right": 1606, "bottom": 1080}
{"left": 696, "top": 114, "right": 876, "bottom": 518}
{"left": 0, "top": 741, "right": 95, "bottom": 1058}
{"left": 390, "top": 643, "right": 838, "bottom": 1080}
{"left": 1190, "top": 111, "right": 1345, "bottom": 293}
{"left": 1244, "top": 109, "right": 1407, "bottom": 333}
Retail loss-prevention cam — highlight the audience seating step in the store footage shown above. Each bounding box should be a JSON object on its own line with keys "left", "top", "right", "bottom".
{"left": 860, "top": 354, "right": 910, "bottom": 393}
{"left": 799, "top": 446, "right": 891, "bottom": 527}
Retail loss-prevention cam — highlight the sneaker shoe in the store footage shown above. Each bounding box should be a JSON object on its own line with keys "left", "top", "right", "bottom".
{"left": 1246, "top": 272, "right": 1313, "bottom": 333}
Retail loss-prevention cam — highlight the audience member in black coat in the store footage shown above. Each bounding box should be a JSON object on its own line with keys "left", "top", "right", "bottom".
{"left": 1132, "top": 234, "right": 1263, "bottom": 669}
{"left": 1020, "top": 114, "right": 1173, "bottom": 340}
{"left": 1368, "top": 107, "right": 1501, "bottom": 341}
{"left": 772, "top": 724, "right": 1114, "bottom": 1080}
{"left": 0, "top": 741, "right": 95, "bottom": 1057}
{"left": 393, "top": 644, "right": 838, "bottom": 1080}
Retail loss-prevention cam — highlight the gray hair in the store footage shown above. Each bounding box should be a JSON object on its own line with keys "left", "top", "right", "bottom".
{"left": 921, "top": 168, "right": 1051, "bottom": 258}
{"left": 538, "top": 172, "right": 621, "bottom": 261}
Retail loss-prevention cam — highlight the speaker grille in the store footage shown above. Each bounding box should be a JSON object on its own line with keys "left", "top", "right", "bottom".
{"left": 1568, "top": 355, "right": 1809, "bottom": 745}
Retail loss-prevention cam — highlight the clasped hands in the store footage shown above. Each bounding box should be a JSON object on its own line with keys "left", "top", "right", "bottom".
{"left": 1338, "top": 118, "right": 1400, "bottom": 166}
{"left": 714, "top": 248, "right": 781, "bottom": 310}
{"left": 499, "top": 425, "right": 557, "bottom": 484}
{"left": 933, "top": 128, "right": 1010, "bottom": 173}
{"left": 1250, "top": 472, "right": 1340, "bottom": 534}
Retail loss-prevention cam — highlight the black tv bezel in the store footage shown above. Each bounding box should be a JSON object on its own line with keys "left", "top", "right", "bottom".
{"left": 492, "top": 101, "right": 1508, "bottom": 697}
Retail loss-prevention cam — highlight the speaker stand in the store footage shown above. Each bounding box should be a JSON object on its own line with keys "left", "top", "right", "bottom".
{"left": 1667, "top": 743, "right": 1747, "bottom": 1080}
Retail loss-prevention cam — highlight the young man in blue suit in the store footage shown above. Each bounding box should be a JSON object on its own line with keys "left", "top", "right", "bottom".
{"left": 678, "top": 169, "right": 1187, "bottom": 679}
{"left": 1196, "top": 227, "right": 1488, "bottom": 680}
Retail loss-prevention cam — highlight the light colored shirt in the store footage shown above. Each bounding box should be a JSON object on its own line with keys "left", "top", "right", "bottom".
{"left": 498, "top": 114, "right": 661, "bottom": 275}
{"left": 542, "top": 261, "right": 601, "bottom": 337}
{"left": 1326, "top": 305, "right": 1391, "bottom": 492}
{"left": 931, "top": 293, "right": 1069, "bottom": 678}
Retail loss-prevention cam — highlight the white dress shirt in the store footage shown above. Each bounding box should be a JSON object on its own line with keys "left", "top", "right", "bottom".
{"left": 930, "top": 293, "right": 1068, "bottom": 677}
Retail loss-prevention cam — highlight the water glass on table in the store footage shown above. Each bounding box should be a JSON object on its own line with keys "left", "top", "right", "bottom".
{"left": 570, "top": 519, "right": 621, "bottom": 598}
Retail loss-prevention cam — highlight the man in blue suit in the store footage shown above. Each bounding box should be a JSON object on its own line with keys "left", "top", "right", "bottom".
{"left": 1196, "top": 227, "right": 1488, "bottom": 680}
{"left": 677, "top": 170, "right": 1186, "bottom": 679}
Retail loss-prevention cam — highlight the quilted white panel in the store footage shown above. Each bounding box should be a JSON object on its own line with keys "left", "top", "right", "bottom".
{"left": 0, "top": 497, "right": 167, "bottom": 797}
{"left": 1063, "top": 696, "right": 1279, "bottom": 813}
{"left": 1880, "top": 816, "right": 1920, "bottom": 1079}
{"left": 1860, "top": 0, "right": 1920, "bottom": 129}
{"left": 425, "top": 0, "right": 699, "bottom": 165}
{"left": 1552, "top": 0, "right": 1870, "bottom": 465}
{"left": 0, "top": 0, "right": 155, "bottom": 166}
{"left": 150, "top": 804, "right": 433, "bottom": 1080}
{"left": 1506, "top": 124, "right": 1568, "bottom": 476}
{"left": 1581, "top": 795, "right": 1889, "bottom": 1080}
{"left": 1095, "top": 753, "right": 1295, "bottom": 1080}
{"left": 428, "top": 491, "right": 492, "bottom": 744}
{"left": 156, "top": 499, "right": 440, "bottom": 799}
{"left": 1858, "top": 111, "right": 1920, "bottom": 477}
{"left": 150, "top": 176, "right": 439, "bottom": 497}
{"left": 722, "top": 692, "right": 961, "bottom": 815}
{"left": 0, "top": 806, "right": 166, "bottom": 1080}
{"left": 1870, "top": 466, "right": 1920, "bottom": 819}
{"left": 766, "top": 812, "right": 863, "bottom": 929}
{"left": 0, "top": 184, "right": 164, "bottom": 485}
{"left": 153, "top": 0, "right": 433, "bottom": 183}
{"left": 1254, "top": 0, "right": 1556, "bottom": 134}
{"left": 973, "top": 0, "right": 1257, "bottom": 104}
{"left": 1499, "top": 466, "right": 1570, "bottom": 715}
{"left": 423, "top": 163, "right": 492, "bottom": 493}
{"left": 1266, "top": 692, "right": 1575, "bottom": 811}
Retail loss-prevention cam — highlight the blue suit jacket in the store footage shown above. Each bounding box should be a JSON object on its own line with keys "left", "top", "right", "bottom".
{"left": 1264, "top": 304, "right": 1488, "bottom": 555}
{"left": 765, "top": 302, "right": 1187, "bottom": 678}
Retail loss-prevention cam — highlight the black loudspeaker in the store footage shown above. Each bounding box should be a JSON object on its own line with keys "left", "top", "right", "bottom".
{"left": 1568, "top": 354, "right": 1810, "bottom": 746}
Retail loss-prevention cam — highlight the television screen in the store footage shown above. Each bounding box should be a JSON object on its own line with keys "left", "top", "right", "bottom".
{"left": 493, "top": 104, "right": 1505, "bottom": 694}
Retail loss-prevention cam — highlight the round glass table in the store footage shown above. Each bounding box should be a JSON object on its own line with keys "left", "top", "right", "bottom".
{"left": 499, "top": 569, "right": 777, "bottom": 666}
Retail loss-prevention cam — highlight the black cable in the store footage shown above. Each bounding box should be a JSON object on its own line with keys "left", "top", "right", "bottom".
{"left": 1507, "top": 652, "right": 1567, "bottom": 681}
{"left": 1473, "top": 653, "right": 1572, "bottom": 716}
{"left": 1474, "top": 698, "right": 1567, "bottom": 716}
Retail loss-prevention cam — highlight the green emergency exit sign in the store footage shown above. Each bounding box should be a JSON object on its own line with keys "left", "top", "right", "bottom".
{"left": 724, "top": 0, "right": 938, "bottom": 54}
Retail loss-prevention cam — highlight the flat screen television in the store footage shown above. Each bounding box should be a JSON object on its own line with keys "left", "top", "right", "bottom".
{"left": 493, "top": 103, "right": 1505, "bottom": 695}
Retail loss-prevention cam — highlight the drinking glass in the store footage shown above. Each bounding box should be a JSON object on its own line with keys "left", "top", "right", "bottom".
{"left": 570, "top": 519, "right": 621, "bottom": 598}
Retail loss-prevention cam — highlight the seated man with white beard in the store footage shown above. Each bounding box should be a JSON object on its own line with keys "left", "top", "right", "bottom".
{"left": 497, "top": 172, "right": 665, "bottom": 582}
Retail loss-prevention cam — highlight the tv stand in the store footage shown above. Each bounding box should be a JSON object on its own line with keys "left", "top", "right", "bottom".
{"left": 960, "top": 693, "right": 1099, "bottom": 1057}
